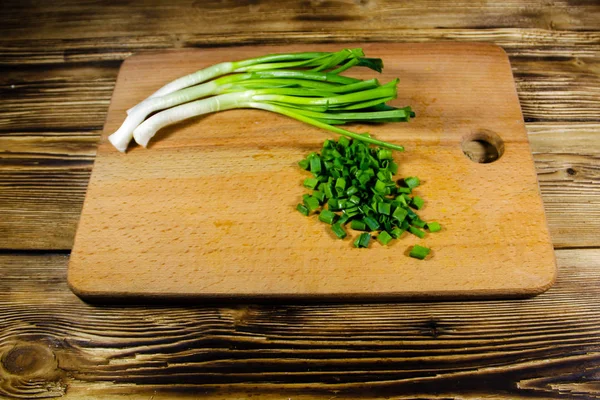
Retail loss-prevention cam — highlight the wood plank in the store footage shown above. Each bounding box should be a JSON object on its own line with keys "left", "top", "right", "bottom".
{"left": 0, "top": 133, "right": 98, "bottom": 249}
{"left": 1, "top": 63, "right": 117, "bottom": 132}
{"left": 0, "top": 249, "right": 599, "bottom": 398}
{"left": 1, "top": 29, "right": 598, "bottom": 66}
{"left": 1, "top": 1, "right": 599, "bottom": 41}
{"left": 530, "top": 123, "right": 600, "bottom": 248}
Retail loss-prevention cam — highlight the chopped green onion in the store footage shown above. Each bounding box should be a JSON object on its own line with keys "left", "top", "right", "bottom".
{"left": 319, "top": 209, "right": 337, "bottom": 224}
{"left": 303, "top": 178, "right": 319, "bottom": 189}
{"left": 296, "top": 203, "right": 309, "bottom": 216}
{"left": 392, "top": 206, "right": 408, "bottom": 222}
{"left": 377, "top": 231, "right": 393, "bottom": 245}
{"left": 354, "top": 232, "right": 371, "bottom": 248}
{"left": 389, "top": 226, "right": 404, "bottom": 239}
{"left": 303, "top": 196, "right": 320, "bottom": 212}
{"left": 411, "top": 218, "right": 426, "bottom": 228}
{"left": 404, "top": 176, "right": 420, "bottom": 189}
{"left": 296, "top": 137, "right": 439, "bottom": 254}
{"left": 409, "top": 226, "right": 426, "bottom": 239}
{"left": 298, "top": 159, "right": 310, "bottom": 170}
{"left": 313, "top": 190, "right": 326, "bottom": 203}
{"left": 363, "top": 216, "right": 380, "bottom": 231}
{"left": 377, "top": 202, "right": 391, "bottom": 216}
{"left": 411, "top": 195, "right": 425, "bottom": 210}
{"left": 350, "top": 220, "right": 367, "bottom": 231}
{"left": 427, "top": 222, "right": 442, "bottom": 232}
{"left": 332, "top": 222, "right": 347, "bottom": 239}
{"left": 310, "top": 156, "right": 322, "bottom": 175}
{"left": 409, "top": 244, "right": 431, "bottom": 260}
{"left": 335, "top": 177, "right": 346, "bottom": 196}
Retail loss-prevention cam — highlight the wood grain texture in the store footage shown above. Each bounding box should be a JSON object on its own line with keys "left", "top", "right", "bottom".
{"left": 1, "top": 249, "right": 599, "bottom": 398}
{"left": 0, "top": 133, "right": 98, "bottom": 250}
{"left": 2, "top": 29, "right": 598, "bottom": 66}
{"left": 0, "top": 64, "right": 117, "bottom": 132}
{"left": 2, "top": 0, "right": 600, "bottom": 39}
{"left": 0, "top": 0, "right": 599, "bottom": 397}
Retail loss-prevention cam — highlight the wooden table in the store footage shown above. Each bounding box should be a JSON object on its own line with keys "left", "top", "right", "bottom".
{"left": 1, "top": 1, "right": 599, "bottom": 398}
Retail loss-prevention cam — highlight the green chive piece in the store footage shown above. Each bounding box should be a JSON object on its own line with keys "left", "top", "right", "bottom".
{"left": 427, "top": 222, "right": 442, "bottom": 232}
{"left": 409, "top": 244, "right": 431, "bottom": 260}
{"left": 332, "top": 222, "right": 347, "bottom": 239}
{"left": 296, "top": 203, "right": 309, "bottom": 216}
{"left": 348, "top": 195, "right": 361, "bottom": 205}
{"left": 411, "top": 195, "right": 425, "bottom": 210}
{"left": 354, "top": 232, "right": 371, "bottom": 248}
{"left": 392, "top": 206, "right": 408, "bottom": 222}
{"left": 303, "top": 196, "right": 320, "bottom": 212}
{"left": 313, "top": 190, "right": 326, "bottom": 203}
{"left": 303, "top": 178, "right": 319, "bottom": 189}
{"left": 310, "top": 156, "right": 322, "bottom": 175}
{"left": 337, "top": 213, "right": 350, "bottom": 225}
{"left": 335, "top": 177, "right": 346, "bottom": 196}
{"left": 319, "top": 209, "right": 337, "bottom": 224}
{"left": 377, "top": 230, "right": 393, "bottom": 245}
{"left": 346, "top": 185, "right": 359, "bottom": 196}
{"left": 412, "top": 218, "right": 426, "bottom": 228}
{"left": 389, "top": 226, "right": 404, "bottom": 239}
{"left": 338, "top": 136, "right": 350, "bottom": 148}
{"left": 397, "top": 186, "right": 411, "bottom": 194}
{"left": 409, "top": 226, "right": 426, "bottom": 239}
{"left": 327, "top": 197, "right": 341, "bottom": 211}
{"left": 350, "top": 220, "right": 367, "bottom": 231}
{"left": 298, "top": 159, "right": 310, "bottom": 170}
{"left": 377, "top": 202, "right": 391, "bottom": 215}
{"left": 404, "top": 176, "right": 420, "bottom": 189}
{"left": 363, "top": 216, "right": 380, "bottom": 231}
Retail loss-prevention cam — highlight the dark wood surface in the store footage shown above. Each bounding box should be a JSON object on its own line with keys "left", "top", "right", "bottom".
{"left": 1, "top": 1, "right": 599, "bottom": 398}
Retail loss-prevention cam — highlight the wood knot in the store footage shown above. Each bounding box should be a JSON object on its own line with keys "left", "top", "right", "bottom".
{"left": 1, "top": 343, "right": 57, "bottom": 377}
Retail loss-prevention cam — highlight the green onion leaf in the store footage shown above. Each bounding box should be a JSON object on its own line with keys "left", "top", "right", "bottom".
{"left": 354, "top": 232, "right": 371, "bottom": 248}
{"left": 377, "top": 231, "right": 393, "bottom": 246}
{"left": 409, "top": 245, "right": 431, "bottom": 260}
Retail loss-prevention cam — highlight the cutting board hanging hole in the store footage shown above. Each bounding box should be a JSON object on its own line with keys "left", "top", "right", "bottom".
{"left": 461, "top": 129, "right": 504, "bottom": 164}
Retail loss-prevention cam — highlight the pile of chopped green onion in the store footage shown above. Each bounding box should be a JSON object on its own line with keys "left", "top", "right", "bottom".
{"left": 296, "top": 138, "right": 441, "bottom": 256}
{"left": 108, "top": 48, "right": 414, "bottom": 152}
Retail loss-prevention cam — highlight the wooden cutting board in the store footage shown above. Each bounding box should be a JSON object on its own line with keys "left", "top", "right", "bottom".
{"left": 68, "top": 43, "right": 556, "bottom": 301}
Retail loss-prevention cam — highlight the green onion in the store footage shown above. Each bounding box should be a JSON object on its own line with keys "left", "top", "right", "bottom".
{"left": 427, "top": 222, "right": 442, "bottom": 232}
{"left": 354, "top": 232, "right": 371, "bottom": 248}
{"left": 296, "top": 137, "right": 439, "bottom": 254}
{"left": 389, "top": 227, "right": 404, "bottom": 239}
{"left": 409, "top": 226, "right": 426, "bottom": 239}
{"left": 303, "top": 178, "right": 319, "bottom": 189}
{"left": 319, "top": 209, "right": 337, "bottom": 225}
{"left": 409, "top": 245, "right": 431, "bottom": 260}
{"left": 335, "top": 177, "right": 346, "bottom": 196}
{"left": 363, "top": 216, "right": 380, "bottom": 231}
{"left": 411, "top": 195, "right": 425, "bottom": 210}
{"left": 377, "top": 231, "right": 393, "bottom": 246}
{"left": 303, "top": 196, "right": 320, "bottom": 212}
{"left": 332, "top": 222, "right": 347, "bottom": 239}
{"left": 108, "top": 48, "right": 414, "bottom": 152}
{"left": 350, "top": 220, "right": 367, "bottom": 231}
{"left": 296, "top": 203, "right": 309, "bottom": 216}
{"left": 404, "top": 176, "right": 420, "bottom": 189}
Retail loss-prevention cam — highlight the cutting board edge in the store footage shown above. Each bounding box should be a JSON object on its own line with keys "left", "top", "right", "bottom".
{"left": 67, "top": 264, "right": 557, "bottom": 303}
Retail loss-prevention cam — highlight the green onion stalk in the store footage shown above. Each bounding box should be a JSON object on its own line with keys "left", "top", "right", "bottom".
{"left": 108, "top": 48, "right": 414, "bottom": 153}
